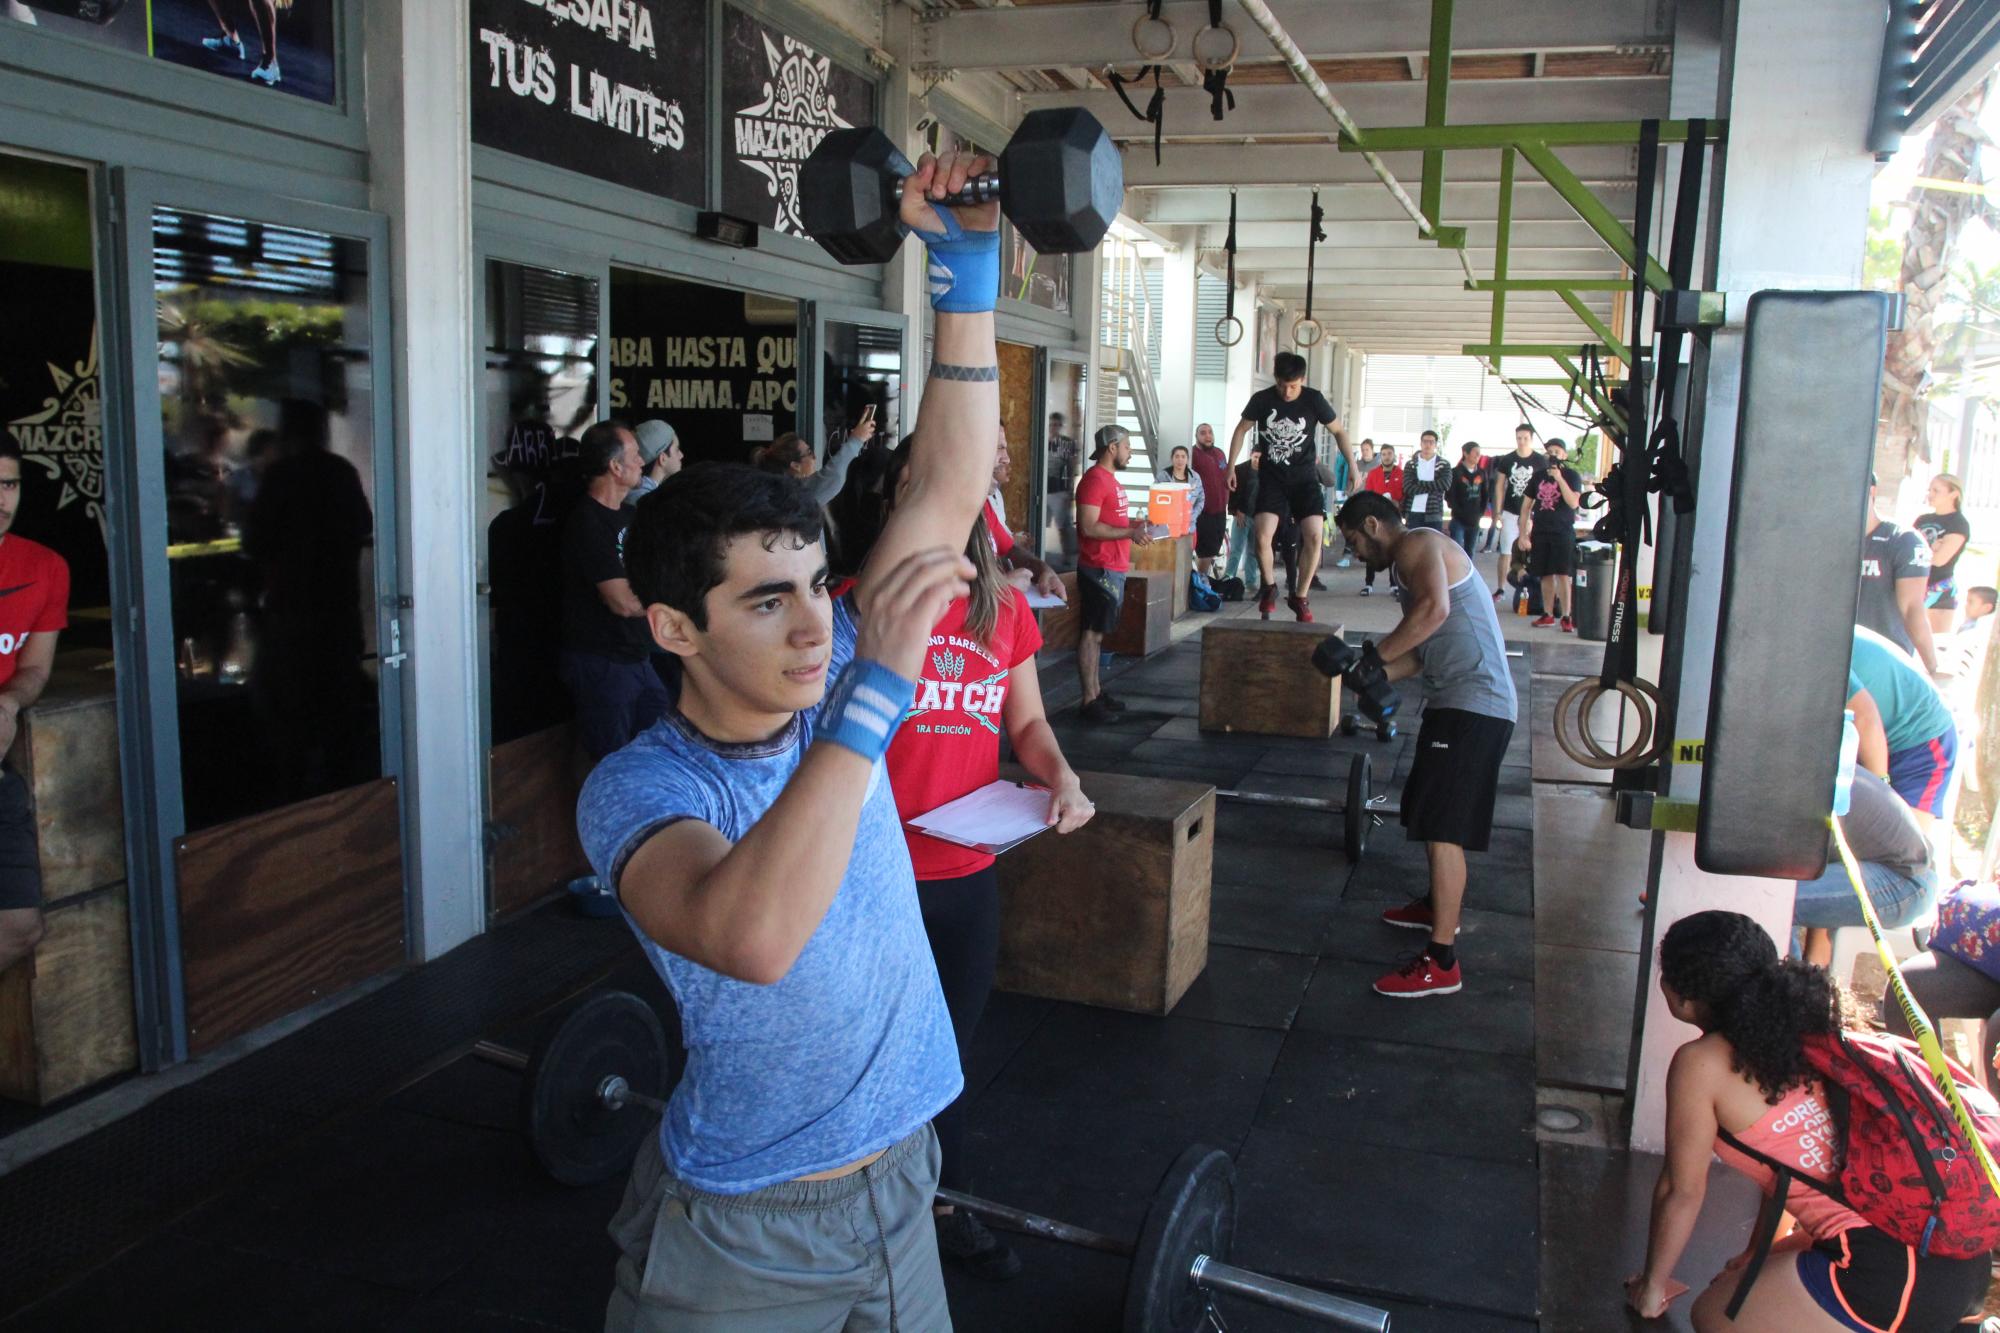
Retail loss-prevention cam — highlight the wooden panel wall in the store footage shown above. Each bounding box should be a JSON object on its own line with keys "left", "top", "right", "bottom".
{"left": 489, "top": 723, "right": 591, "bottom": 918}
{"left": 998, "top": 339, "right": 1037, "bottom": 535}
{"left": 176, "top": 778, "right": 405, "bottom": 1054}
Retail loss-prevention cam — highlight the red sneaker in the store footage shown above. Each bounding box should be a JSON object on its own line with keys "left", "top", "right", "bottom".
{"left": 1258, "top": 583, "right": 1279, "bottom": 620}
{"left": 1288, "top": 594, "right": 1315, "bottom": 624}
{"left": 1373, "top": 953, "right": 1463, "bottom": 999}
{"left": 1532, "top": 615, "right": 1556, "bottom": 628}
{"left": 1560, "top": 616, "right": 1576, "bottom": 634}
{"left": 1379, "top": 899, "right": 1434, "bottom": 931}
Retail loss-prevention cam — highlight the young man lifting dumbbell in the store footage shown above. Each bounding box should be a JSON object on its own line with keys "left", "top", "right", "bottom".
{"left": 1329, "top": 491, "right": 1518, "bottom": 998}
{"left": 577, "top": 147, "right": 1001, "bottom": 1331}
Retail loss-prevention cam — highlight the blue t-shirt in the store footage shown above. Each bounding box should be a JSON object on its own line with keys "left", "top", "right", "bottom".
{"left": 1850, "top": 625, "right": 1952, "bottom": 755}
{"left": 576, "top": 599, "right": 961, "bottom": 1194}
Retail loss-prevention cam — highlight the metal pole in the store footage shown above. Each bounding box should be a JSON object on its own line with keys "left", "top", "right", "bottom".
{"left": 1190, "top": 1256, "right": 1392, "bottom": 1332}
{"left": 1489, "top": 146, "right": 1513, "bottom": 350}
{"left": 1420, "top": 0, "right": 1455, "bottom": 228}
{"left": 472, "top": 1040, "right": 530, "bottom": 1072}
{"left": 935, "top": 1189, "right": 1135, "bottom": 1256}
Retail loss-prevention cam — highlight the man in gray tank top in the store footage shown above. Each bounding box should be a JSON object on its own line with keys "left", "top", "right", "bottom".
{"left": 1334, "top": 491, "right": 1519, "bottom": 999}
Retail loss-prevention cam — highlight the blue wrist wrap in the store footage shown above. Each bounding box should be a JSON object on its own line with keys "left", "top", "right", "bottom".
{"left": 910, "top": 207, "right": 999, "bottom": 314}
{"left": 817, "top": 658, "right": 916, "bottom": 763}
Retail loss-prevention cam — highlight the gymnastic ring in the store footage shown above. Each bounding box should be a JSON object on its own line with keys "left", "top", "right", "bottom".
{"left": 1554, "top": 679, "right": 1655, "bottom": 770}
{"left": 1564, "top": 677, "right": 1648, "bottom": 766}
{"left": 1291, "top": 316, "right": 1325, "bottom": 349}
{"left": 1552, "top": 681, "right": 1641, "bottom": 769}
{"left": 1214, "top": 315, "right": 1245, "bottom": 347}
{"left": 1131, "top": 12, "right": 1177, "bottom": 62}
{"left": 1592, "top": 677, "right": 1664, "bottom": 765}
{"left": 1191, "top": 22, "right": 1239, "bottom": 72}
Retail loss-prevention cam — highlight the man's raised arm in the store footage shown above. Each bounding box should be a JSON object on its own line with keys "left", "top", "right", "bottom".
{"left": 856, "top": 148, "right": 1003, "bottom": 615}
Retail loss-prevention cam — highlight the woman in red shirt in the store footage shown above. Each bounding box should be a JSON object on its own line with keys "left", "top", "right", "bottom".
{"left": 1627, "top": 911, "right": 1991, "bottom": 1330}
{"left": 878, "top": 441, "right": 1095, "bottom": 1280}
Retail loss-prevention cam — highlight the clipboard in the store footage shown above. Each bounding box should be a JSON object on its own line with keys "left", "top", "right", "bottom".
{"left": 906, "top": 779, "right": 1054, "bottom": 855}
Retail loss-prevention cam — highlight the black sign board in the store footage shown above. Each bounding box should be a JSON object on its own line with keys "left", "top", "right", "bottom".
{"left": 721, "top": 6, "right": 876, "bottom": 239}
{"left": 471, "top": 0, "right": 708, "bottom": 208}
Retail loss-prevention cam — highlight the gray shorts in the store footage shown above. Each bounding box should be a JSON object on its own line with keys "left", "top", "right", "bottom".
{"left": 605, "top": 1126, "right": 950, "bottom": 1332}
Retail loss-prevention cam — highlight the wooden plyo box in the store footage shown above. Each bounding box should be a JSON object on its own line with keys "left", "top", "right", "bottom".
{"left": 1036, "top": 571, "right": 1082, "bottom": 654}
{"left": 1199, "top": 619, "right": 1344, "bottom": 738}
{"left": 1104, "top": 572, "right": 1172, "bottom": 658}
{"left": 1132, "top": 533, "right": 1193, "bottom": 619}
{"left": 995, "top": 770, "right": 1213, "bottom": 1014}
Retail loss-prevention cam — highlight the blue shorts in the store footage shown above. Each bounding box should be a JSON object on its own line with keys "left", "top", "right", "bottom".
{"left": 1886, "top": 727, "right": 1958, "bottom": 818}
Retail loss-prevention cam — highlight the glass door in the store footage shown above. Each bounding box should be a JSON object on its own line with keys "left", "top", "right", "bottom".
{"left": 1041, "top": 352, "right": 1088, "bottom": 572}
{"left": 116, "top": 172, "right": 404, "bottom": 1058}
{"left": 807, "top": 302, "right": 905, "bottom": 460}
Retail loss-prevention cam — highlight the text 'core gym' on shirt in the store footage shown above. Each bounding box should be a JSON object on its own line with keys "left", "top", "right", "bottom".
{"left": 1239, "top": 385, "right": 1336, "bottom": 476}
{"left": 576, "top": 599, "right": 960, "bottom": 1193}
{"left": 0, "top": 535, "right": 68, "bottom": 688}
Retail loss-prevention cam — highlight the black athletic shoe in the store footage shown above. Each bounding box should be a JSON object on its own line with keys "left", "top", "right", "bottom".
{"left": 1098, "top": 692, "right": 1128, "bottom": 713}
{"left": 936, "top": 1209, "right": 1023, "bottom": 1280}
{"left": 1079, "top": 696, "right": 1116, "bottom": 724}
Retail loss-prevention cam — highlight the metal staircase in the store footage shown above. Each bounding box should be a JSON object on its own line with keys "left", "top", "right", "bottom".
{"left": 1098, "top": 241, "right": 1165, "bottom": 502}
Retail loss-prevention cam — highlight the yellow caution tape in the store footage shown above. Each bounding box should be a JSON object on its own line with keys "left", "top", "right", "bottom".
{"left": 1673, "top": 739, "right": 1704, "bottom": 764}
{"left": 1830, "top": 814, "right": 2000, "bottom": 1199}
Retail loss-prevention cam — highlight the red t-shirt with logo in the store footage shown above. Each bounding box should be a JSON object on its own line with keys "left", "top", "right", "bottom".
{"left": 1075, "top": 465, "right": 1131, "bottom": 572}
{"left": 0, "top": 536, "right": 69, "bottom": 689}
{"left": 887, "top": 587, "right": 1044, "bottom": 880}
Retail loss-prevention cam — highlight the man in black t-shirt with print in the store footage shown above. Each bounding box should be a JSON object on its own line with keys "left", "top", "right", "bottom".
{"left": 1859, "top": 474, "right": 1939, "bottom": 672}
{"left": 1225, "top": 351, "right": 1357, "bottom": 623}
{"left": 1518, "top": 438, "right": 1584, "bottom": 632}
{"left": 561, "top": 419, "right": 671, "bottom": 763}
{"left": 1492, "top": 424, "right": 1545, "bottom": 599}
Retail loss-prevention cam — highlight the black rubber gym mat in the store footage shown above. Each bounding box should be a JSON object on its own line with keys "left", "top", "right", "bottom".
{"left": 1167, "top": 944, "right": 1318, "bottom": 1031}
{"left": 1317, "top": 899, "right": 1536, "bottom": 981}
{"left": 1343, "top": 848, "right": 1535, "bottom": 917}
{"left": 959, "top": 989, "right": 1055, "bottom": 1105}
{"left": 1255, "top": 1029, "right": 1536, "bottom": 1166}
{"left": 1207, "top": 875, "right": 1343, "bottom": 956}
{"left": 1292, "top": 958, "right": 1535, "bottom": 1061}
{"left": 0, "top": 900, "right": 638, "bottom": 1319}
{"left": 1233, "top": 1124, "right": 1540, "bottom": 1320}
{"left": 1535, "top": 943, "right": 1640, "bottom": 1092}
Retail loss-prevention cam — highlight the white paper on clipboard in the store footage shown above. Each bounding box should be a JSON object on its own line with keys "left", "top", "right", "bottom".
{"left": 906, "top": 780, "right": 1053, "bottom": 854}
{"left": 1025, "top": 589, "right": 1067, "bottom": 609}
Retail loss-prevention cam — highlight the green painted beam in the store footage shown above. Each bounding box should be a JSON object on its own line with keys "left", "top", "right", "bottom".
{"left": 1517, "top": 141, "right": 1673, "bottom": 291}
{"left": 1489, "top": 146, "right": 1513, "bottom": 351}
{"left": 1340, "top": 121, "right": 1703, "bottom": 151}
{"left": 1465, "top": 278, "right": 1631, "bottom": 292}
{"left": 1420, "top": 0, "right": 1455, "bottom": 228}
{"left": 1559, "top": 287, "right": 1632, "bottom": 363}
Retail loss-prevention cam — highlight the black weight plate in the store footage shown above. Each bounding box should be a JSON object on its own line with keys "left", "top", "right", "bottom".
{"left": 523, "top": 990, "right": 667, "bottom": 1186}
{"left": 1344, "top": 752, "right": 1371, "bottom": 864}
{"left": 1123, "top": 1145, "right": 1237, "bottom": 1333}
{"left": 1339, "top": 713, "right": 1359, "bottom": 737}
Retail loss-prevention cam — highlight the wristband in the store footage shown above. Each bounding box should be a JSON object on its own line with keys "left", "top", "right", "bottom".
{"left": 816, "top": 658, "right": 917, "bottom": 763}
{"left": 910, "top": 207, "right": 999, "bottom": 314}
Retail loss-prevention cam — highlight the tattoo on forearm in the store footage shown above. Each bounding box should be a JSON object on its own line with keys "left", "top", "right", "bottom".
{"left": 930, "top": 362, "right": 999, "bottom": 382}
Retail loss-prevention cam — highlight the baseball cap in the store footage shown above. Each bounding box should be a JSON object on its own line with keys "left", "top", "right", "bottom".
{"left": 1092, "top": 424, "right": 1127, "bottom": 458}
{"left": 635, "top": 419, "right": 677, "bottom": 464}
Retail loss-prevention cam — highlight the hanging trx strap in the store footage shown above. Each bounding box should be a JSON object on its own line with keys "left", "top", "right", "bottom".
{"left": 1220, "top": 191, "right": 1240, "bottom": 342}
{"left": 1107, "top": 63, "right": 1168, "bottom": 166}
{"left": 1596, "top": 118, "right": 1660, "bottom": 697}
{"left": 1201, "top": 0, "right": 1235, "bottom": 121}
{"left": 1304, "top": 190, "right": 1324, "bottom": 322}
{"left": 1647, "top": 119, "right": 1707, "bottom": 519}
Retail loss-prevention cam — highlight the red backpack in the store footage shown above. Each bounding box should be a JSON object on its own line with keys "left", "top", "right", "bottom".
{"left": 1718, "top": 1030, "right": 2000, "bottom": 1317}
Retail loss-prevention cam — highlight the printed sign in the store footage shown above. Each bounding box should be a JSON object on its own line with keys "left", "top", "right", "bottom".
{"left": 1673, "top": 739, "right": 1705, "bottom": 765}
{"left": 471, "top": 0, "right": 708, "bottom": 207}
{"left": 721, "top": 5, "right": 876, "bottom": 236}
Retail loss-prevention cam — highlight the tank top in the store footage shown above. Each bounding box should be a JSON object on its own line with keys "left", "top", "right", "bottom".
{"left": 1713, "top": 1082, "right": 1869, "bottom": 1241}
{"left": 1413, "top": 534, "right": 1517, "bottom": 721}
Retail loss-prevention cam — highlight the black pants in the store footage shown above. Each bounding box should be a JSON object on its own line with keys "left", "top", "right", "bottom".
{"left": 917, "top": 865, "right": 1000, "bottom": 1193}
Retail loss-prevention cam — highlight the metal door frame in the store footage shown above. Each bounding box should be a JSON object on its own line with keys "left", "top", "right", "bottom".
{"left": 804, "top": 302, "right": 910, "bottom": 462}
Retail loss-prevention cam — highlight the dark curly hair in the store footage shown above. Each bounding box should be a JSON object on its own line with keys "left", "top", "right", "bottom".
{"left": 624, "top": 463, "right": 824, "bottom": 631}
{"left": 1660, "top": 911, "right": 1846, "bottom": 1104}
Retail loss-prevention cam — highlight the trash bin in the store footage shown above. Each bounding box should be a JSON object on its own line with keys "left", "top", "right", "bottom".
{"left": 1572, "top": 540, "right": 1616, "bottom": 640}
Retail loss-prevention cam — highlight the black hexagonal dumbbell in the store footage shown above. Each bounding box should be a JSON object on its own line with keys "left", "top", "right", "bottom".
{"left": 800, "top": 107, "right": 1123, "bottom": 265}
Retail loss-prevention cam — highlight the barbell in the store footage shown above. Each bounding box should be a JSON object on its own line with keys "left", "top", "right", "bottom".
{"left": 943, "top": 1145, "right": 1390, "bottom": 1332}
{"left": 1212, "top": 750, "right": 1395, "bottom": 864}
{"left": 480, "top": 1009, "right": 1390, "bottom": 1333}
{"left": 800, "top": 106, "right": 1123, "bottom": 265}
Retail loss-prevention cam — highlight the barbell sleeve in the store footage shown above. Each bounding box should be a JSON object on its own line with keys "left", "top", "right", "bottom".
{"left": 1189, "top": 1256, "right": 1392, "bottom": 1332}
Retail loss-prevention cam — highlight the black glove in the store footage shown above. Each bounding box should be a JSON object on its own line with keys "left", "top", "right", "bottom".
{"left": 1312, "top": 636, "right": 1399, "bottom": 723}
{"left": 1312, "top": 634, "right": 1360, "bottom": 679}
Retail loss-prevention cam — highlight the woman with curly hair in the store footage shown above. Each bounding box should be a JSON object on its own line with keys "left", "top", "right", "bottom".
{"left": 1626, "top": 910, "right": 1991, "bottom": 1330}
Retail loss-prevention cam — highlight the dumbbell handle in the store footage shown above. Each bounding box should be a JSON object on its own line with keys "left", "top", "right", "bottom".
{"left": 918, "top": 173, "right": 1003, "bottom": 209}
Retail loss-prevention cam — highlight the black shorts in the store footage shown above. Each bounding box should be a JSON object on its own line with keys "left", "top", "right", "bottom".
{"left": 0, "top": 767, "right": 40, "bottom": 911}
{"left": 1194, "top": 511, "right": 1228, "bottom": 559}
{"left": 1401, "top": 708, "right": 1513, "bottom": 851}
{"left": 1528, "top": 525, "right": 1577, "bottom": 578}
{"left": 1796, "top": 1226, "right": 1990, "bottom": 1331}
{"left": 1077, "top": 566, "right": 1126, "bottom": 636}
{"left": 1252, "top": 471, "right": 1326, "bottom": 523}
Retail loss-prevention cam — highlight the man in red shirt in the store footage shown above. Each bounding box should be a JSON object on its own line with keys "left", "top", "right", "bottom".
{"left": 1188, "top": 422, "right": 1230, "bottom": 579}
{"left": 0, "top": 438, "right": 70, "bottom": 975}
{"left": 1360, "top": 445, "right": 1403, "bottom": 596}
{"left": 1074, "top": 426, "right": 1153, "bottom": 723}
